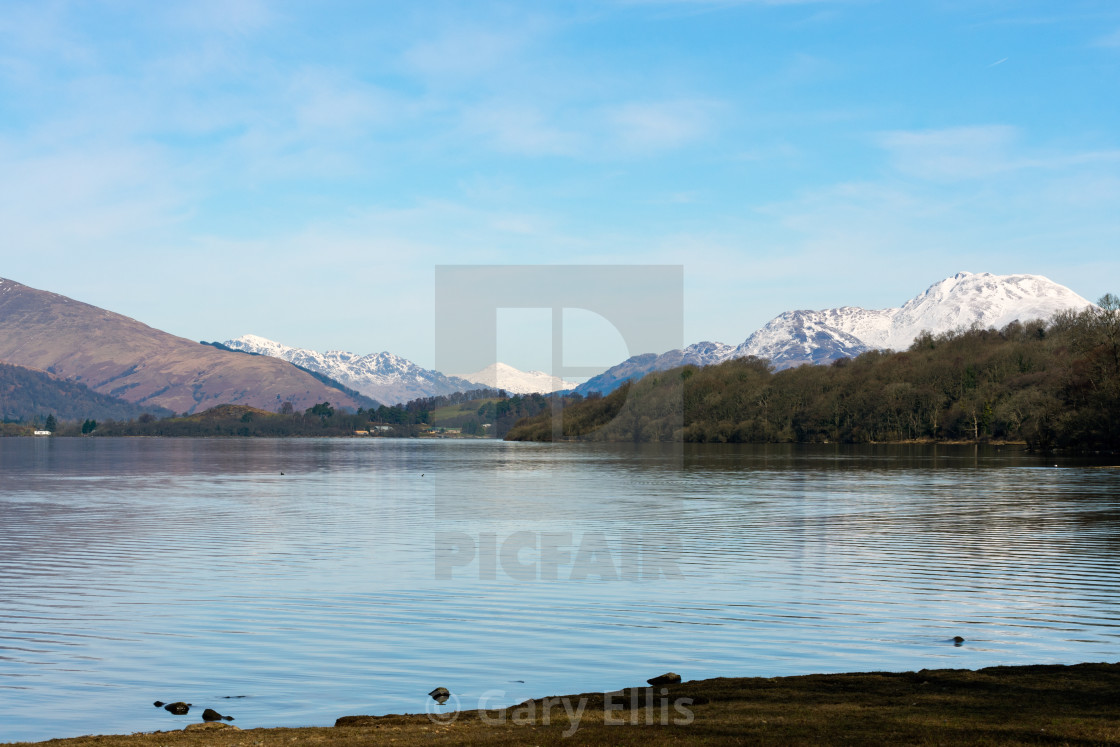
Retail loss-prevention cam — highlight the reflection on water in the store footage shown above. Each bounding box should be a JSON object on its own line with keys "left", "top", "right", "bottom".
{"left": 0, "top": 438, "right": 1117, "bottom": 741}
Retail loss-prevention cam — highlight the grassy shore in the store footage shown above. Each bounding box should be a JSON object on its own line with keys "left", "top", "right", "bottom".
{"left": 9, "top": 662, "right": 1120, "bottom": 746}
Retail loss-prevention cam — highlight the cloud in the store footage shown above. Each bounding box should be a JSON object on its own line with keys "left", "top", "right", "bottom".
{"left": 164, "top": 0, "right": 274, "bottom": 36}
{"left": 285, "top": 68, "right": 406, "bottom": 135}
{"left": 458, "top": 97, "right": 720, "bottom": 158}
{"left": 1093, "top": 27, "right": 1120, "bottom": 47}
{"left": 403, "top": 25, "right": 537, "bottom": 81}
{"left": 461, "top": 103, "right": 582, "bottom": 156}
{"left": 606, "top": 99, "right": 717, "bottom": 151}
{"left": 748, "top": 128, "right": 1120, "bottom": 304}
{"left": 618, "top": 0, "right": 842, "bottom": 6}
{"left": 877, "top": 125, "right": 1021, "bottom": 181}
{"left": 877, "top": 125, "right": 1120, "bottom": 183}
{"left": 0, "top": 139, "right": 188, "bottom": 258}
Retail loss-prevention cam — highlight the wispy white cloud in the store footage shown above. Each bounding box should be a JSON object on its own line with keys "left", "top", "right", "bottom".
{"left": 619, "top": 0, "right": 844, "bottom": 6}
{"left": 772, "top": 52, "right": 842, "bottom": 85}
{"left": 877, "top": 125, "right": 1020, "bottom": 181}
{"left": 458, "top": 96, "right": 721, "bottom": 158}
{"left": 612, "top": 0, "right": 848, "bottom": 23}
{"left": 0, "top": 2, "right": 95, "bottom": 66}
{"left": 878, "top": 125, "right": 1120, "bottom": 182}
{"left": 402, "top": 23, "right": 540, "bottom": 81}
{"left": 1092, "top": 27, "right": 1120, "bottom": 47}
{"left": 284, "top": 68, "right": 409, "bottom": 138}
{"left": 0, "top": 139, "right": 188, "bottom": 255}
{"left": 606, "top": 99, "right": 718, "bottom": 151}
{"left": 747, "top": 127, "right": 1120, "bottom": 311}
{"left": 461, "top": 103, "right": 582, "bottom": 156}
{"left": 732, "top": 142, "right": 801, "bottom": 161}
{"left": 164, "top": 0, "right": 275, "bottom": 36}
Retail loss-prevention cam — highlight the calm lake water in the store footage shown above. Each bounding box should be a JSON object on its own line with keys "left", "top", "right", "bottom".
{"left": 0, "top": 438, "right": 1117, "bottom": 741}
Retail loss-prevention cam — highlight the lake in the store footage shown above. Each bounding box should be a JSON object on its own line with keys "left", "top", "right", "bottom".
{"left": 0, "top": 438, "right": 1117, "bottom": 741}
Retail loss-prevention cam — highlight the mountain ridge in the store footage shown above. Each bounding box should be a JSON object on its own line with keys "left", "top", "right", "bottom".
{"left": 450, "top": 362, "right": 578, "bottom": 395}
{"left": 0, "top": 277, "right": 369, "bottom": 414}
{"left": 575, "top": 271, "right": 1093, "bottom": 395}
{"left": 223, "top": 334, "right": 577, "bottom": 403}
{"left": 223, "top": 334, "right": 478, "bottom": 405}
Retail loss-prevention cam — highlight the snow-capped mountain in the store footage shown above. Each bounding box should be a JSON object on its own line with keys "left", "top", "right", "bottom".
{"left": 453, "top": 362, "right": 577, "bottom": 395}
{"left": 572, "top": 341, "right": 736, "bottom": 395}
{"left": 222, "top": 335, "right": 572, "bottom": 403}
{"left": 735, "top": 272, "right": 1093, "bottom": 367}
{"left": 223, "top": 334, "right": 477, "bottom": 405}
{"left": 576, "top": 272, "right": 1093, "bottom": 394}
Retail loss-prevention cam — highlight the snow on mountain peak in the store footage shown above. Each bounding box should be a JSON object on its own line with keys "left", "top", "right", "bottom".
{"left": 885, "top": 271, "right": 1091, "bottom": 350}
{"left": 230, "top": 334, "right": 293, "bottom": 357}
{"left": 682, "top": 340, "right": 737, "bottom": 364}
{"left": 453, "top": 362, "right": 578, "bottom": 394}
{"left": 226, "top": 272, "right": 1094, "bottom": 400}
{"left": 223, "top": 336, "right": 571, "bottom": 402}
{"left": 576, "top": 271, "right": 1094, "bottom": 393}
{"left": 738, "top": 271, "right": 1092, "bottom": 367}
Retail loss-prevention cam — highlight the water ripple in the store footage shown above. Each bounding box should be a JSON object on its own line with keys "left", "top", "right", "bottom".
{"left": 0, "top": 439, "right": 1117, "bottom": 742}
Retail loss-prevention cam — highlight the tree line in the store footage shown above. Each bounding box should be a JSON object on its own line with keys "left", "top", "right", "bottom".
{"left": 36, "top": 387, "right": 557, "bottom": 439}
{"left": 365, "top": 389, "right": 556, "bottom": 437}
{"left": 505, "top": 295, "right": 1120, "bottom": 451}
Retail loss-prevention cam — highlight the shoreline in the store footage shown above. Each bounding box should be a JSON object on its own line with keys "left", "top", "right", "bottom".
{"left": 0, "top": 432, "right": 1039, "bottom": 446}
{"left": 9, "top": 661, "right": 1120, "bottom": 746}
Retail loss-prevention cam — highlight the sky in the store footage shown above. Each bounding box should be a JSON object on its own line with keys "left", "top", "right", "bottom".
{"left": 1, "top": 0, "right": 1118, "bottom": 374}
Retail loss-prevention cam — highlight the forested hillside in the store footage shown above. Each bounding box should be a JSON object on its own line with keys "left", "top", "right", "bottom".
{"left": 506, "top": 296, "right": 1120, "bottom": 450}
{"left": 0, "top": 361, "right": 172, "bottom": 423}
{"left": 365, "top": 389, "right": 554, "bottom": 437}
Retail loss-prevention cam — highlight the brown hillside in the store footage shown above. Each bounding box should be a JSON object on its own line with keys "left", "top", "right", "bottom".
{"left": 0, "top": 277, "right": 365, "bottom": 415}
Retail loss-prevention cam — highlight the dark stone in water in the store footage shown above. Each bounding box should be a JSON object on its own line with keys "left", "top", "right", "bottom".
{"left": 429, "top": 687, "right": 451, "bottom": 704}
{"left": 153, "top": 701, "right": 164, "bottom": 707}
{"left": 647, "top": 672, "right": 682, "bottom": 686}
{"left": 953, "top": 636, "right": 966, "bottom": 644}
{"left": 202, "top": 708, "right": 224, "bottom": 721}
{"left": 164, "top": 701, "right": 191, "bottom": 715}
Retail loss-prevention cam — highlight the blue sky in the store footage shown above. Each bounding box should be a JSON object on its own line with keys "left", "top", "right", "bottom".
{"left": 1, "top": 0, "right": 1118, "bottom": 373}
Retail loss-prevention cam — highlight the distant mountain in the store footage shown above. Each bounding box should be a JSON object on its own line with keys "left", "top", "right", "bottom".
{"left": 735, "top": 272, "right": 1094, "bottom": 368}
{"left": 0, "top": 277, "right": 370, "bottom": 414}
{"left": 0, "top": 361, "right": 173, "bottom": 422}
{"left": 223, "top": 334, "right": 575, "bottom": 403}
{"left": 224, "top": 334, "right": 477, "bottom": 405}
{"left": 573, "top": 341, "right": 735, "bottom": 396}
{"left": 200, "top": 341, "right": 379, "bottom": 409}
{"left": 452, "top": 362, "right": 578, "bottom": 395}
{"left": 575, "top": 272, "right": 1093, "bottom": 395}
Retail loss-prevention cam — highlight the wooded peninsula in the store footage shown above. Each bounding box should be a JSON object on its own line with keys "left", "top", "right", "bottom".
{"left": 506, "top": 295, "right": 1120, "bottom": 450}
